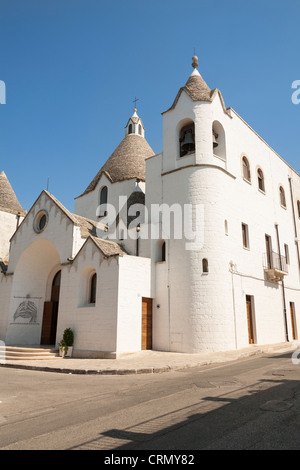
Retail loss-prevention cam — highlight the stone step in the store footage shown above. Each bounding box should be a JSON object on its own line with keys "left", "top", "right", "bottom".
{"left": 0, "top": 345, "right": 59, "bottom": 361}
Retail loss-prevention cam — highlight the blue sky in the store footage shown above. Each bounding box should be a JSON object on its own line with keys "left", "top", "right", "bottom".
{"left": 0, "top": 0, "right": 299, "bottom": 212}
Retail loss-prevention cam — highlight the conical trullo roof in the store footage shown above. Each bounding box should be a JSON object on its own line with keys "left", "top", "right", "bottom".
{"left": 183, "top": 68, "right": 212, "bottom": 102}
{"left": 0, "top": 171, "right": 26, "bottom": 216}
{"left": 164, "top": 67, "right": 213, "bottom": 114}
{"left": 163, "top": 55, "right": 231, "bottom": 117}
{"left": 79, "top": 110, "right": 155, "bottom": 197}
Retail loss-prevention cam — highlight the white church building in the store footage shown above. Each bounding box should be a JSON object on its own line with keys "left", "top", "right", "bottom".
{"left": 1, "top": 56, "right": 300, "bottom": 357}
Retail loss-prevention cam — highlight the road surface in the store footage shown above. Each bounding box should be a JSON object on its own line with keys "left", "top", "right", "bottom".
{"left": 0, "top": 350, "right": 299, "bottom": 450}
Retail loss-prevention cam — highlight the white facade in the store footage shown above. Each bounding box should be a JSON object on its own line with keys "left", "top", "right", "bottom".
{"left": 0, "top": 210, "right": 21, "bottom": 262}
{"left": 0, "top": 59, "right": 299, "bottom": 356}
{"left": 147, "top": 68, "right": 300, "bottom": 353}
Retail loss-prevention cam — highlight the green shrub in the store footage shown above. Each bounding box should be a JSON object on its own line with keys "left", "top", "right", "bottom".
{"left": 63, "top": 328, "right": 74, "bottom": 347}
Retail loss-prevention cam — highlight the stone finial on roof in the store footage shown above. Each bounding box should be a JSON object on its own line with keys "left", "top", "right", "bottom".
{"left": 162, "top": 56, "right": 213, "bottom": 114}
{"left": 192, "top": 55, "right": 198, "bottom": 69}
{"left": 0, "top": 171, "right": 26, "bottom": 216}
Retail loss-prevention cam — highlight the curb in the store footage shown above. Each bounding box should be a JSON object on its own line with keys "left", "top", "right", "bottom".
{"left": 0, "top": 363, "right": 173, "bottom": 375}
{"left": 0, "top": 342, "right": 298, "bottom": 375}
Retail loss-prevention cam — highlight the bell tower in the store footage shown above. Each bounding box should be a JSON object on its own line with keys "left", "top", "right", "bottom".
{"left": 161, "top": 55, "right": 215, "bottom": 173}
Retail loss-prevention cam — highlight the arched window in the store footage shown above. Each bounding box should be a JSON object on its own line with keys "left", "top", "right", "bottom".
{"left": 257, "top": 168, "right": 265, "bottom": 192}
{"left": 242, "top": 156, "right": 251, "bottom": 182}
{"left": 179, "top": 121, "right": 195, "bottom": 157}
{"left": 89, "top": 273, "right": 97, "bottom": 304}
{"left": 128, "top": 123, "right": 133, "bottom": 134}
{"left": 279, "top": 186, "right": 286, "bottom": 208}
{"left": 202, "top": 258, "right": 209, "bottom": 273}
{"left": 99, "top": 186, "right": 108, "bottom": 217}
{"left": 138, "top": 124, "right": 142, "bottom": 135}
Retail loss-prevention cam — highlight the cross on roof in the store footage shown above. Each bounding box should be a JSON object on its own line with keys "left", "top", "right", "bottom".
{"left": 133, "top": 96, "right": 139, "bottom": 109}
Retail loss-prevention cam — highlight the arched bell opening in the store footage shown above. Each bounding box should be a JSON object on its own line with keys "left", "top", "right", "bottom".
{"left": 212, "top": 120, "right": 226, "bottom": 161}
{"left": 178, "top": 120, "right": 195, "bottom": 157}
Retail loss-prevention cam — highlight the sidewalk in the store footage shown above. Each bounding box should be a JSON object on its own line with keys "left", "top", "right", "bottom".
{"left": 1, "top": 341, "right": 299, "bottom": 375}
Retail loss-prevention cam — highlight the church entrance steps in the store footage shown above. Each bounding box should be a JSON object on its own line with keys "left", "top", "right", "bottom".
{"left": 0, "top": 345, "right": 59, "bottom": 361}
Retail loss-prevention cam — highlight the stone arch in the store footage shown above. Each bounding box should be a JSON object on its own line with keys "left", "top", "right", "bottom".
{"left": 6, "top": 239, "right": 61, "bottom": 345}
{"left": 212, "top": 120, "right": 226, "bottom": 161}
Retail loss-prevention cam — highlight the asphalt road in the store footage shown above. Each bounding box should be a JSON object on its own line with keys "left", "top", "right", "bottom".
{"left": 0, "top": 350, "right": 299, "bottom": 451}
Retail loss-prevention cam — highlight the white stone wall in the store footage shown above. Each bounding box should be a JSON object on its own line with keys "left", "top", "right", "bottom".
{"left": 56, "top": 244, "right": 151, "bottom": 356}
{"left": 56, "top": 240, "right": 120, "bottom": 355}
{"left": 8, "top": 193, "right": 77, "bottom": 273}
{"left": 0, "top": 274, "right": 13, "bottom": 340}
{"left": 74, "top": 173, "right": 142, "bottom": 222}
{"left": 0, "top": 210, "right": 23, "bottom": 262}
{"left": 117, "top": 255, "right": 151, "bottom": 353}
{"left": 75, "top": 173, "right": 148, "bottom": 257}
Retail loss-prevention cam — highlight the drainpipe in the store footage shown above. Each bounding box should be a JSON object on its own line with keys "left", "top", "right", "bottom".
{"left": 275, "top": 223, "right": 289, "bottom": 342}
{"left": 288, "top": 176, "right": 300, "bottom": 277}
{"left": 16, "top": 212, "right": 21, "bottom": 230}
{"left": 167, "top": 236, "right": 171, "bottom": 352}
{"left": 136, "top": 224, "right": 140, "bottom": 256}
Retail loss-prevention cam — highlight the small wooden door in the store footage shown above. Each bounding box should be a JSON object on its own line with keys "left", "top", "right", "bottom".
{"left": 246, "top": 295, "right": 255, "bottom": 344}
{"left": 141, "top": 298, "right": 152, "bottom": 350}
{"left": 290, "top": 302, "right": 297, "bottom": 340}
{"left": 40, "top": 271, "right": 61, "bottom": 345}
{"left": 41, "top": 301, "right": 58, "bottom": 345}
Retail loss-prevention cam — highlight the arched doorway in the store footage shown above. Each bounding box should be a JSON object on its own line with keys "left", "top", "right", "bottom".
{"left": 40, "top": 270, "right": 61, "bottom": 345}
{"left": 6, "top": 239, "right": 61, "bottom": 346}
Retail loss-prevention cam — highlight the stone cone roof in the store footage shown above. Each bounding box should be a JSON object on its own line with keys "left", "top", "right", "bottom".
{"left": 0, "top": 171, "right": 26, "bottom": 216}
{"left": 163, "top": 69, "right": 213, "bottom": 113}
{"left": 79, "top": 133, "right": 155, "bottom": 197}
{"left": 162, "top": 68, "right": 231, "bottom": 118}
{"left": 183, "top": 70, "right": 212, "bottom": 102}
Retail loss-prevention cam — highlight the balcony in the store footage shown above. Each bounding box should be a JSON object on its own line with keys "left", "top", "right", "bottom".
{"left": 263, "top": 251, "right": 288, "bottom": 282}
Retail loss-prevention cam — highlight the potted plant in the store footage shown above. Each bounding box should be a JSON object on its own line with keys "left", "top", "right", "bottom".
{"left": 58, "top": 339, "right": 68, "bottom": 358}
{"left": 59, "top": 328, "right": 74, "bottom": 358}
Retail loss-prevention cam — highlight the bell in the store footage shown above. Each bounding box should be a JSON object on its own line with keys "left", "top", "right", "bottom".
{"left": 181, "top": 130, "right": 195, "bottom": 153}
{"left": 212, "top": 131, "right": 218, "bottom": 149}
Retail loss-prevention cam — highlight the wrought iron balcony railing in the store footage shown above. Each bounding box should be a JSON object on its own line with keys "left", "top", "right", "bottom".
{"left": 263, "top": 251, "right": 288, "bottom": 281}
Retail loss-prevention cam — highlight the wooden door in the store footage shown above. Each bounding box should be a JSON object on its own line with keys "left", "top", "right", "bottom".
{"left": 290, "top": 302, "right": 297, "bottom": 340}
{"left": 141, "top": 298, "right": 152, "bottom": 350}
{"left": 246, "top": 295, "right": 254, "bottom": 344}
{"left": 41, "top": 301, "right": 59, "bottom": 345}
{"left": 40, "top": 270, "right": 61, "bottom": 345}
{"left": 41, "top": 301, "right": 54, "bottom": 345}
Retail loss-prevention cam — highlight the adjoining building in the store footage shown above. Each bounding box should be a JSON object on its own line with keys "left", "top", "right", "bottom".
{"left": 0, "top": 56, "right": 299, "bottom": 357}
